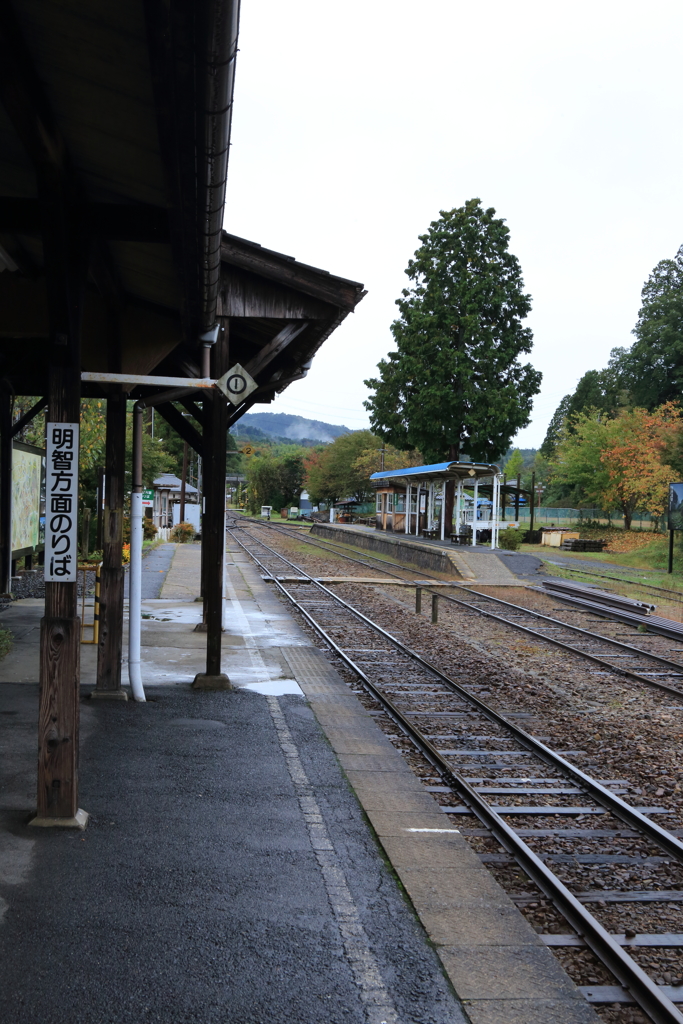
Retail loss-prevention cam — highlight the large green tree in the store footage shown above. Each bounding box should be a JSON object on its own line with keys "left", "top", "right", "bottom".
{"left": 619, "top": 244, "right": 683, "bottom": 409}
{"left": 246, "top": 446, "right": 307, "bottom": 513}
{"left": 540, "top": 363, "right": 626, "bottom": 458}
{"left": 364, "top": 199, "right": 541, "bottom": 467}
{"left": 305, "top": 431, "right": 382, "bottom": 506}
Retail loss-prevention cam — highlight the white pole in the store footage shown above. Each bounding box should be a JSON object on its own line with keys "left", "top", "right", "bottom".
{"left": 491, "top": 474, "right": 499, "bottom": 550}
{"left": 456, "top": 479, "right": 462, "bottom": 535}
{"left": 405, "top": 484, "right": 410, "bottom": 534}
{"left": 128, "top": 403, "right": 146, "bottom": 702}
{"left": 440, "top": 482, "right": 445, "bottom": 540}
{"left": 472, "top": 477, "right": 479, "bottom": 547}
{"left": 428, "top": 482, "right": 433, "bottom": 529}
{"left": 415, "top": 483, "right": 420, "bottom": 535}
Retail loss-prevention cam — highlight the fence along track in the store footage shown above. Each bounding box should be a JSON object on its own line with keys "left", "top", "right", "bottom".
{"left": 230, "top": 522, "right": 683, "bottom": 1023}
{"left": 239, "top": 516, "right": 683, "bottom": 701}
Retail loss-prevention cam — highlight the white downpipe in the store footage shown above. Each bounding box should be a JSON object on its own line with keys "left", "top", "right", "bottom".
{"left": 440, "top": 482, "right": 445, "bottom": 541}
{"left": 415, "top": 483, "right": 420, "bottom": 536}
{"left": 128, "top": 403, "right": 146, "bottom": 702}
{"left": 456, "top": 479, "right": 462, "bottom": 535}
{"left": 222, "top": 501, "right": 228, "bottom": 630}
{"left": 472, "top": 478, "right": 479, "bottom": 547}
{"left": 405, "top": 484, "right": 410, "bottom": 534}
{"left": 491, "top": 474, "right": 499, "bottom": 550}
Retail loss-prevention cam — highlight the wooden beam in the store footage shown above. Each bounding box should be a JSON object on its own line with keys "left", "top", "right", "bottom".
{"left": 142, "top": 0, "right": 199, "bottom": 340}
{"left": 179, "top": 396, "right": 205, "bottom": 428}
{"left": 0, "top": 198, "right": 170, "bottom": 242}
{"left": 244, "top": 322, "right": 309, "bottom": 380}
{"left": 11, "top": 396, "right": 46, "bottom": 437}
{"left": 0, "top": 389, "right": 11, "bottom": 594}
{"left": 221, "top": 233, "right": 366, "bottom": 311}
{"left": 0, "top": 1, "right": 66, "bottom": 171}
{"left": 155, "top": 402, "right": 203, "bottom": 458}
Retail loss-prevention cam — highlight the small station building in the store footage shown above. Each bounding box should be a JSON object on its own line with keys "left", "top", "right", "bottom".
{"left": 370, "top": 461, "right": 518, "bottom": 548}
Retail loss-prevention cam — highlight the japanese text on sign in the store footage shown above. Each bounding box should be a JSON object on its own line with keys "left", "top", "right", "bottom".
{"left": 44, "top": 422, "right": 79, "bottom": 582}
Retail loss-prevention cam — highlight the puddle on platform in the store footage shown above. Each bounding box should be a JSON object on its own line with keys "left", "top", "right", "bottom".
{"left": 139, "top": 603, "right": 202, "bottom": 624}
{"left": 240, "top": 679, "right": 303, "bottom": 696}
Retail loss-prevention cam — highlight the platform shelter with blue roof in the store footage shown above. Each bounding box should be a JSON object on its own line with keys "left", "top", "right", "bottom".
{"left": 370, "top": 461, "right": 509, "bottom": 548}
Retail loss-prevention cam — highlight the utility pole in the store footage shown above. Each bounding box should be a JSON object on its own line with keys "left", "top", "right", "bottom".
{"left": 180, "top": 442, "right": 188, "bottom": 523}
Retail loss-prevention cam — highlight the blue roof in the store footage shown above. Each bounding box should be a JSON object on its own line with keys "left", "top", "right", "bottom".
{"left": 370, "top": 460, "right": 498, "bottom": 482}
{"left": 370, "top": 462, "right": 452, "bottom": 480}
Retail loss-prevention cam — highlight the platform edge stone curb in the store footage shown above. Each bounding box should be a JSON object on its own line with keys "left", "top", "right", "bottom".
{"left": 281, "top": 644, "right": 599, "bottom": 1024}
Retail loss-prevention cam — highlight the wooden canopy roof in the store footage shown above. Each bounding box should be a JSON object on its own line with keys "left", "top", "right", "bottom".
{"left": 0, "top": 1, "right": 364, "bottom": 412}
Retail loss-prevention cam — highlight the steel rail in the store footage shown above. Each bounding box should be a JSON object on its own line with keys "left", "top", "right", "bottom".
{"left": 233, "top": 527, "right": 683, "bottom": 860}
{"left": 240, "top": 517, "right": 683, "bottom": 699}
{"left": 230, "top": 526, "right": 683, "bottom": 1024}
{"left": 544, "top": 562, "right": 683, "bottom": 602}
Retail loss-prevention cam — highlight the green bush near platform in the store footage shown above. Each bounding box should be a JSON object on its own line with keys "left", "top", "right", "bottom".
{"left": 171, "top": 521, "right": 196, "bottom": 543}
{"left": 498, "top": 528, "right": 523, "bottom": 551}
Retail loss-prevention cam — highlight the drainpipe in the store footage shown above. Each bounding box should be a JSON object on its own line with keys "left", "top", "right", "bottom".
{"left": 128, "top": 402, "right": 146, "bottom": 702}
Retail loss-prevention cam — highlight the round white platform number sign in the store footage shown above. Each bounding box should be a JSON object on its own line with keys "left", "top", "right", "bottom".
{"left": 216, "top": 363, "right": 258, "bottom": 406}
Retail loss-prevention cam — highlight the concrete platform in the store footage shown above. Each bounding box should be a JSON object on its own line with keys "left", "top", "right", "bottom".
{"left": 309, "top": 522, "right": 545, "bottom": 585}
{"left": 0, "top": 539, "right": 596, "bottom": 1023}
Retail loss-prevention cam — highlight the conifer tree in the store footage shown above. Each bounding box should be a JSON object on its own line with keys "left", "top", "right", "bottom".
{"left": 364, "top": 199, "right": 541, "bottom": 465}
{"left": 364, "top": 199, "right": 541, "bottom": 525}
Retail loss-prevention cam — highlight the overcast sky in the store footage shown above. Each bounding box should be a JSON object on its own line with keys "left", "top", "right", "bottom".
{"left": 226, "top": 1, "right": 683, "bottom": 448}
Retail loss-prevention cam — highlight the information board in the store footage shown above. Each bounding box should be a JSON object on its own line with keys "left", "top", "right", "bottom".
{"left": 11, "top": 445, "right": 42, "bottom": 552}
{"left": 44, "top": 422, "right": 79, "bottom": 582}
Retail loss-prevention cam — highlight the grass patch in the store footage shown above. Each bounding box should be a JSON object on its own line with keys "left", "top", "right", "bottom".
{"left": 0, "top": 628, "right": 12, "bottom": 661}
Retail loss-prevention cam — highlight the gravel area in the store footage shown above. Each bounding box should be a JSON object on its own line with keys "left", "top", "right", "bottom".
{"left": 239, "top": 522, "right": 683, "bottom": 1024}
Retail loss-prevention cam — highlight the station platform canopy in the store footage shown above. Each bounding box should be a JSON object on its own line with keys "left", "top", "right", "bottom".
{"left": 370, "top": 461, "right": 500, "bottom": 486}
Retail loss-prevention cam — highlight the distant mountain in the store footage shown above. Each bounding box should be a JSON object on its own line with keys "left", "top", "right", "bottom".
{"left": 234, "top": 412, "right": 351, "bottom": 443}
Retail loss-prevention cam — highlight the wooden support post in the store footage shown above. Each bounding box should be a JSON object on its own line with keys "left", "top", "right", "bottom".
{"left": 415, "top": 586, "right": 422, "bottom": 614}
{"left": 81, "top": 508, "right": 91, "bottom": 559}
{"left": 669, "top": 529, "right": 675, "bottom": 575}
{"left": 95, "top": 466, "right": 105, "bottom": 550}
{"left": 0, "top": 390, "right": 12, "bottom": 595}
{"left": 431, "top": 593, "right": 438, "bottom": 624}
{"left": 193, "top": 324, "right": 230, "bottom": 690}
{"left": 32, "top": 168, "right": 88, "bottom": 829}
{"left": 93, "top": 394, "right": 127, "bottom": 698}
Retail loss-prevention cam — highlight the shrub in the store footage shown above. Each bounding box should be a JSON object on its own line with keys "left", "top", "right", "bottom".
{"left": 498, "top": 527, "right": 523, "bottom": 551}
{"left": 171, "top": 521, "right": 196, "bottom": 543}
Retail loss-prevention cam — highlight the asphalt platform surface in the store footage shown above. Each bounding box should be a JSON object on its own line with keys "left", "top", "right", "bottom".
{"left": 124, "top": 541, "right": 177, "bottom": 600}
{"left": 0, "top": 684, "right": 465, "bottom": 1024}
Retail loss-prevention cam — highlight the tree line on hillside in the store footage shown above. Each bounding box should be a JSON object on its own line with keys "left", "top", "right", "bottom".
{"left": 533, "top": 244, "right": 683, "bottom": 526}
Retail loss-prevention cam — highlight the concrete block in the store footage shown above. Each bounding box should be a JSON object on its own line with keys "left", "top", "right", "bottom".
{"left": 437, "top": 945, "right": 580, "bottom": 1001}
{"left": 192, "top": 673, "right": 232, "bottom": 690}
{"left": 28, "top": 808, "right": 89, "bottom": 830}
{"left": 463, "top": 998, "right": 599, "bottom": 1024}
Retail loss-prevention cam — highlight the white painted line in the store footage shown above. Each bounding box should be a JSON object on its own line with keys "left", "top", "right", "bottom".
{"left": 268, "top": 696, "right": 398, "bottom": 1024}
{"left": 405, "top": 828, "right": 461, "bottom": 834}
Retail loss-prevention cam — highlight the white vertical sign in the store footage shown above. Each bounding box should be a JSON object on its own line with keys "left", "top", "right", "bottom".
{"left": 44, "top": 422, "right": 79, "bottom": 582}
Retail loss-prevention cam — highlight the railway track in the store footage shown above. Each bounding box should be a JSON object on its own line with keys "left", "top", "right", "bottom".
{"left": 230, "top": 517, "right": 683, "bottom": 1023}
{"left": 235, "top": 516, "right": 683, "bottom": 702}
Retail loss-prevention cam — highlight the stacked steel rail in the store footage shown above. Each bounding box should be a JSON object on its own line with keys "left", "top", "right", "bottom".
{"left": 229, "top": 520, "right": 683, "bottom": 1021}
